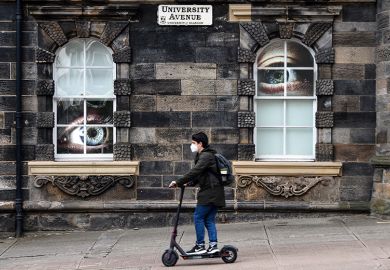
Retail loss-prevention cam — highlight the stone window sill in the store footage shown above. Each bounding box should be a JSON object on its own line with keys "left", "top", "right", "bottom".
{"left": 232, "top": 161, "right": 342, "bottom": 176}
{"left": 28, "top": 161, "right": 139, "bottom": 176}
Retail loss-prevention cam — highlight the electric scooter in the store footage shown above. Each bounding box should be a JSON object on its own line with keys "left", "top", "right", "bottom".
{"left": 161, "top": 186, "right": 238, "bottom": 267}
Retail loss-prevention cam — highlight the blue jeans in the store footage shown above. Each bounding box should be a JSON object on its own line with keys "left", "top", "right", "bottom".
{"left": 194, "top": 204, "right": 218, "bottom": 245}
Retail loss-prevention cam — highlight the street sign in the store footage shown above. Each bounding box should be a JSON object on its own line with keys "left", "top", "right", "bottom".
{"left": 158, "top": 5, "right": 213, "bottom": 26}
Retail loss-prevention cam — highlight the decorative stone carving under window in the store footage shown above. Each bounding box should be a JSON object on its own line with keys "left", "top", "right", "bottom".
{"left": 34, "top": 175, "right": 135, "bottom": 198}
{"left": 28, "top": 161, "right": 139, "bottom": 198}
{"left": 233, "top": 161, "right": 342, "bottom": 198}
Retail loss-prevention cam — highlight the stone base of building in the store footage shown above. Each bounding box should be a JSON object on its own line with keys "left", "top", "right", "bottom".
{"left": 0, "top": 201, "right": 369, "bottom": 232}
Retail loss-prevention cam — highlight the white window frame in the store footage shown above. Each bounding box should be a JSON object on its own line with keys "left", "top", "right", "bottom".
{"left": 254, "top": 39, "right": 317, "bottom": 161}
{"left": 53, "top": 38, "right": 116, "bottom": 161}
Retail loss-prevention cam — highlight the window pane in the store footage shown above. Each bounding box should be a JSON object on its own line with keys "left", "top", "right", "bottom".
{"left": 86, "top": 127, "right": 113, "bottom": 154}
{"left": 56, "top": 68, "right": 84, "bottom": 96}
{"left": 57, "top": 99, "right": 84, "bottom": 125}
{"left": 257, "top": 42, "right": 284, "bottom": 68}
{"left": 257, "top": 128, "right": 283, "bottom": 155}
{"left": 86, "top": 40, "right": 113, "bottom": 67}
{"left": 87, "top": 100, "right": 113, "bottom": 124}
{"left": 286, "top": 69, "right": 313, "bottom": 96}
{"left": 257, "top": 69, "right": 284, "bottom": 96}
{"left": 286, "top": 41, "right": 313, "bottom": 67}
{"left": 286, "top": 100, "right": 313, "bottom": 127}
{"left": 57, "top": 126, "right": 84, "bottom": 154}
{"left": 286, "top": 128, "right": 313, "bottom": 155}
{"left": 86, "top": 69, "right": 113, "bottom": 96}
{"left": 257, "top": 100, "right": 284, "bottom": 126}
{"left": 56, "top": 39, "right": 84, "bottom": 67}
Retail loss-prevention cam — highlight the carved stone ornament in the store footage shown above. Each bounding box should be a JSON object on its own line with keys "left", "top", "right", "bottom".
{"left": 238, "top": 111, "right": 255, "bottom": 128}
{"left": 36, "top": 80, "right": 55, "bottom": 96}
{"left": 302, "top": 23, "right": 332, "bottom": 47}
{"left": 36, "top": 47, "right": 55, "bottom": 63}
{"left": 113, "top": 111, "right": 131, "bottom": 127}
{"left": 237, "top": 175, "right": 328, "bottom": 198}
{"left": 34, "top": 175, "right": 135, "bottom": 198}
{"left": 316, "top": 80, "right": 334, "bottom": 96}
{"left": 37, "top": 112, "right": 55, "bottom": 128}
{"left": 279, "top": 23, "right": 294, "bottom": 39}
{"left": 241, "top": 22, "right": 270, "bottom": 47}
{"left": 39, "top": 21, "right": 68, "bottom": 47}
{"left": 113, "top": 46, "right": 132, "bottom": 63}
{"left": 238, "top": 48, "right": 256, "bottom": 63}
{"left": 114, "top": 79, "right": 132, "bottom": 96}
{"left": 315, "top": 48, "right": 335, "bottom": 64}
{"left": 238, "top": 144, "right": 255, "bottom": 161}
{"left": 100, "top": 21, "right": 129, "bottom": 46}
{"left": 75, "top": 21, "right": 91, "bottom": 38}
{"left": 316, "top": 111, "right": 334, "bottom": 128}
{"left": 114, "top": 143, "right": 132, "bottom": 161}
{"left": 238, "top": 80, "right": 256, "bottom": 96}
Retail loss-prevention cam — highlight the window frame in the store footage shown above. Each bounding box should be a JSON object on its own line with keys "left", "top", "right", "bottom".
{"left": 53, "top": 38, "right": 116, "bottom": 161}
{"left": 254, "top": 39, "right": 317, "bottom": 161}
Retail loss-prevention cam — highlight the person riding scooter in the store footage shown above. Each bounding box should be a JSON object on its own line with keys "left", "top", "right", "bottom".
{"left": 169, "top": 132, "right": 225, "bottom": 255}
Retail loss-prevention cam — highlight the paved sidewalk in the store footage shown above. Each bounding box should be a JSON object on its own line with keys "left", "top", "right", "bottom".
{"left": 1, "top": 215, "right": 390, "bottom": 270}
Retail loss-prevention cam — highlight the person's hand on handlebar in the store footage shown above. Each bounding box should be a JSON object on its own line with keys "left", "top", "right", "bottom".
{"left": 168, "top": 181, "right": 177, "bottom": 188}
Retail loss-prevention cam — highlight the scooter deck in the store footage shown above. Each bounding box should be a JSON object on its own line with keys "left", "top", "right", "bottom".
{"left": 180, "top": 252, "right": 221, "bottom": 260}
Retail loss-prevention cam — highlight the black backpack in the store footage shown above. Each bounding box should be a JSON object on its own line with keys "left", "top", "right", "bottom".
{"left": 212, "top": 154, "right": 235, "bottom": 186}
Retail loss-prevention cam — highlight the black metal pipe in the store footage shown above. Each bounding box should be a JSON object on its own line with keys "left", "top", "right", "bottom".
{"left": 15, "top": 0, "right": 24, "bottom": 238}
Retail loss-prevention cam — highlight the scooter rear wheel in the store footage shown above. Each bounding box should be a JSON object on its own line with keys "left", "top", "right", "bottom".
{"left": 162, "top": 249, "right": 179, "bottom": 267}
{"left": 221, "top": 246, "right": 237, "bottom": 263}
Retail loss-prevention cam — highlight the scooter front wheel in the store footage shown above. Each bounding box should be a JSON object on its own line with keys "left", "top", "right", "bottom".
{"left": 162, "top": 249, "right": 179, "bottom": 267}
{"left": 221, "top": 246, "right": 238, "bottom": 263}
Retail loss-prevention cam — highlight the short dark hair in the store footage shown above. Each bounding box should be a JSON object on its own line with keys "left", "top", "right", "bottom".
{"left": 192, "top": 132, "right": 209, "bottom": 148}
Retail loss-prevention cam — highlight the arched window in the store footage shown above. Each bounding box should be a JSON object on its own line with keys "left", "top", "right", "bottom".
{"left": 255, "top": 40, "right": 317, "bottom": 160}
{"left": 54, "top": 39, "right": 115, "bottom": 160}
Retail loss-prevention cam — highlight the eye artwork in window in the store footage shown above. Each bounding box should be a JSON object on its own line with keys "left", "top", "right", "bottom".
{"left": 255, "top": 40, "right": 316, "bottom": 159}
{"left": 54, "top": 39, "right": 115, "bottom": 158}
{"left": 57, "top": 100, "right": 113, "bottom": 154}
{"left": 257, "top": 41, "right": 313, "bottom": 96}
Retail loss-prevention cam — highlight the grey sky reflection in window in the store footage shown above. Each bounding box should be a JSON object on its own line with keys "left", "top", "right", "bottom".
{"left": 257, "top": 40, "right": 314, "bottom": 96}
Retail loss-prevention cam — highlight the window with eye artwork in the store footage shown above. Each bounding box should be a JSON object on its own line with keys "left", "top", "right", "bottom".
{"left": 255, "top": 40, "right": 317, "bottom": 160}
{"left": 54, "top": 38, "right": 115, "bottom": 160}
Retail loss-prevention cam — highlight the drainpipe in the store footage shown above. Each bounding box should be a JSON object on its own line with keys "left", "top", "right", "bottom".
{"left": 15, "top": 0, "right": 23, "bottom": 237}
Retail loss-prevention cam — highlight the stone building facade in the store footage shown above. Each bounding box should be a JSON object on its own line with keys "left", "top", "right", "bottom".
{"left": 0, "top": 0, "right": 386, "bottom": 232}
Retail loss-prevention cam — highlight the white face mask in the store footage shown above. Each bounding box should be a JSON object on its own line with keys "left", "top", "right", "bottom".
{"left": 190, "top": 143, "right": 198, "bottom": 153}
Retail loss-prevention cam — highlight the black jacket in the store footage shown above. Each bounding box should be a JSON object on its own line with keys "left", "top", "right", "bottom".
{"left": 176, "top": 147, "right": 226, "bottom": 207}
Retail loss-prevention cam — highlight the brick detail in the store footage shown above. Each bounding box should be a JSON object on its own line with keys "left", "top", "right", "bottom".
{"left": 238, "top": 80, "right": 255, "bottom": 96}
{"left": 114, "top": 111, "right": 131, "bottom": 127}
{"left": 303, "top": 23, "right": 332, "bottom": 46}
{"left": 238, "top": 144, "right": 255, "bottom": 161}
{"left": 238, "top": 112, "right": 255, "bottom": 128}
{"left": 114, "top": 143, "right": 132, "bottom": 161}
{"left": 35, "top": 144, "right": 54, "bottom": 161}
{"left": 100, "top": 22, "right": 129, "bottom": 46}
{"left": 316, "top": 80, "right": 334, "bottom": 96}
{"left": 316, "top": 112, "right": 334, "bottom": 128}
{"left": 76, "top": 21, "right": 91, "bottom": 38}
{"left": 113, "top": 46, "right": 132, "bottom": 63}
{"left": 114, "top": 79, "right": 132, "bottom": 96}
{"left": 315, "top": 48, "right": 335, "bottom": 64}
{"left": 241, "top": 22, "right": 270, "bottom": 47}
{"left": 316, "top": 143, "right": 334, "bottom": 161}
{"left": 279, "top": 23, "right": 294, "bottom": 39}
{"left": 36, "top": 47, "right": 55, "bottom": 63}
{"left": 39, "top": 21, "right": 67, "bottom": 46}
{"left": 37, "top": 112, "right": 55, "bottom": 128}
{"left": 238, "top": 48, "right": 256, "bottom": 63}
{"left": 36, "top": 80, "right": 55, "bottom": 96}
